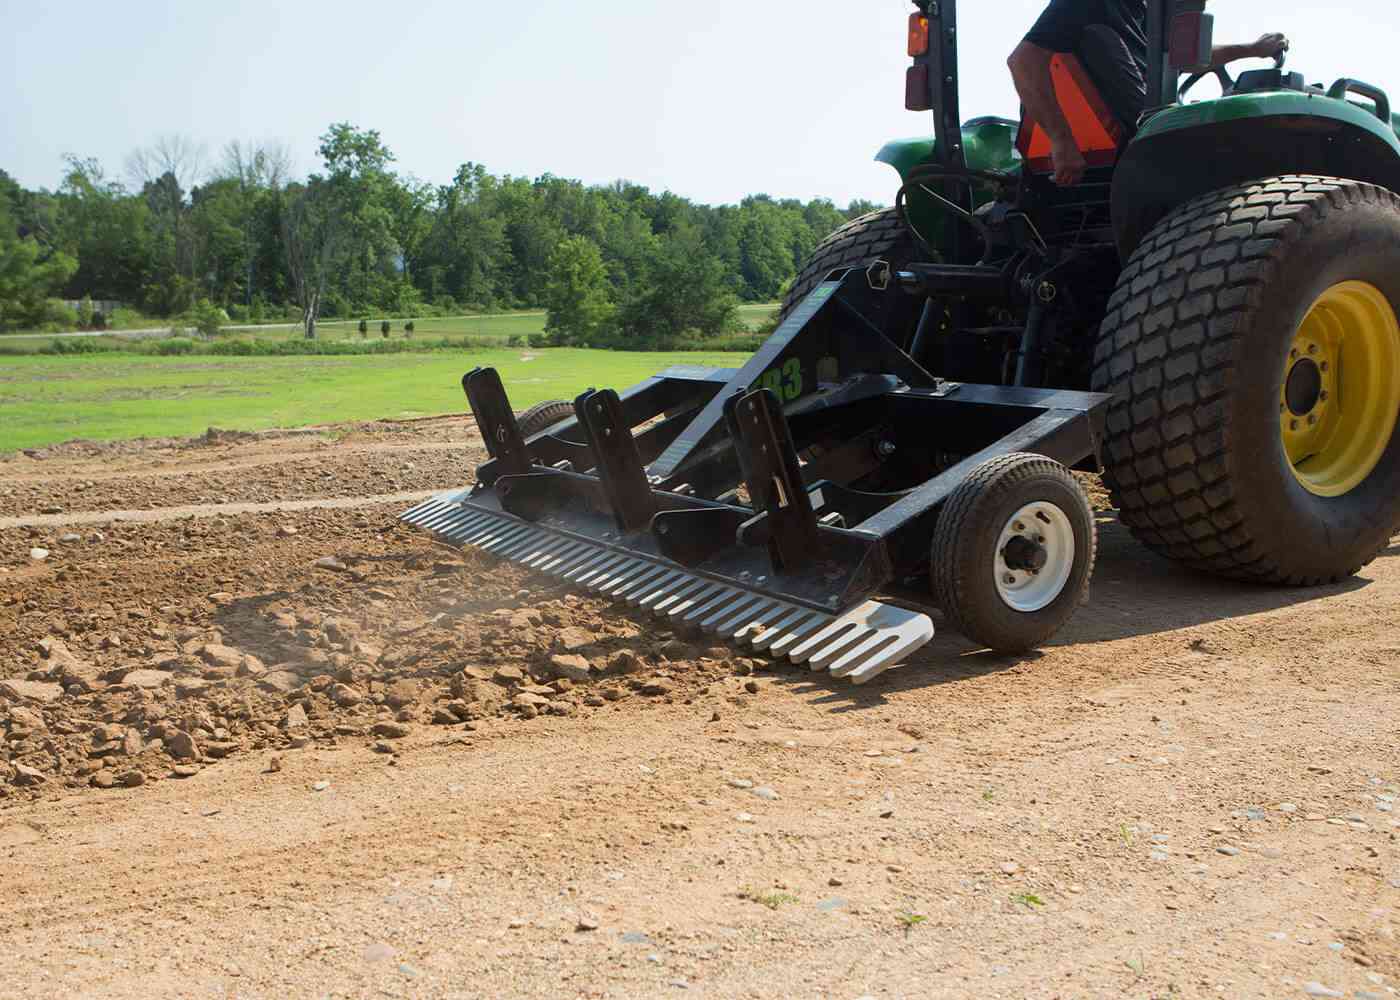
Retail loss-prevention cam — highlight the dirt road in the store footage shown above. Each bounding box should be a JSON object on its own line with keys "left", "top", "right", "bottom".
{"left": 1, "top": 421, "right": 1396, "bottom": 999}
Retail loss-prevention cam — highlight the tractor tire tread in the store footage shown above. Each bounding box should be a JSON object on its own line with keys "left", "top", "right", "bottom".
{"left": 780, "top": 209, "right": 911, "bottom": 322}
{"left": 516, "top": 399, "right": 575, "bottom": 438}
{"left": 1092, "top": 174, "right": 1399, "bottom": 584}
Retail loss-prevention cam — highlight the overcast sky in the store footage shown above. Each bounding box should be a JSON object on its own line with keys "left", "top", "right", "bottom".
{"left": 4, "top": 1, "right": 1397, "bottom": 206}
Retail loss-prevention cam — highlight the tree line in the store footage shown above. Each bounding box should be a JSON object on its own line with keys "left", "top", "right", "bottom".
{"left": 0, "top": 123, "right": 879, "bottom": 345}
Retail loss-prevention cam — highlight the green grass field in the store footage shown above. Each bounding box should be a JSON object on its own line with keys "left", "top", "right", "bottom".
{"left": 0, "top": 348, "right": 752, "bottom": 452}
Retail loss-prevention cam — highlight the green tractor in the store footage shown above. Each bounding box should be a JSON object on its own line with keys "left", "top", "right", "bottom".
{"left": 400, "top": 1, "right": 1400, "bottom": 683}
{"left": 794, "top": 0, "right": 1400, "bottom": 589}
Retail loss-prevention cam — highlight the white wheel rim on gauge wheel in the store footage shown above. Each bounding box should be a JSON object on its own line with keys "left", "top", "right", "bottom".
{"left": 993, "top": 501, "right": 1075, "bottom": 613}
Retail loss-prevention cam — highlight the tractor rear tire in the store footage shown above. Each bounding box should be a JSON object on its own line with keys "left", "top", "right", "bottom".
{"left": 931, "top": 453, "right": 1097, "bottom": 653}
{"left": 517, "top": 399, "right": 574, "bottom": 438}
{"left": 1093, "top": 175, "right": 1400, "bottom": 584}
{"left": 779, "top": 208, "right": 915, "bottom": 323}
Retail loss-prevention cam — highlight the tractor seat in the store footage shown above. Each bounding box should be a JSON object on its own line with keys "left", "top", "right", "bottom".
{"left": 1015, "top": 53, "right": 1127, "bottom": 175}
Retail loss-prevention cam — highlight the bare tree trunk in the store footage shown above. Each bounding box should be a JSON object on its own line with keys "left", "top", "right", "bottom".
{"left": 304, "top": 289, "right": 319, "bottom": 339}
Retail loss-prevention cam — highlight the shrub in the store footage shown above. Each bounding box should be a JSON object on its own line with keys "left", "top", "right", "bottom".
{"left": 40, "top": 336, "right": 118, "bottom": 355}
{"left": 109, "top": 307, "right": 142, "bottom": 329}
{"left": 404, "top": 321, "right": 415, "bottom": 337}
{"left": 153, "top": 336, "right": 197, "bottom": 355}
{"left": 91, "top": 310, "right": 107, "bottom": 330}
{"left": 380, "top": 320, "right": 391, "bottom": 338}
{"left": 506, "top": 334, "right": 523, "bottom": 348}
{"left": 42, "top": 300, "right": 79, "bottom": 331}
{"left": 526, "top": 333, "right": 547, "bottom": 349}
{"left": 76, "top": 295, "right": 94, "bottom": 330}
{"left": 186, "top": 299, "right": 224, "bottom": 339}
{"left": 358, "top": 318, "right": 368, "bottom": 336}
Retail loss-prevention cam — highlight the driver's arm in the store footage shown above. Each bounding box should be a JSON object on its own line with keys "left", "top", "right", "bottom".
{"left": 1211, "top": 33, "right": 1289, "bottom": 68}
{"left": 1009, "top": 40, "right": 1086, "bottom": 187}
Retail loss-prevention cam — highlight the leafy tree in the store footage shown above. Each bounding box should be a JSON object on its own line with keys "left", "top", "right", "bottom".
{"left": 543, "top": 236, "right": 613, "bottom": 346}
{"left": 0, "top": 198, "right": 77, "bottom": 330}
{"left": 613, "top": 223, "right": 736, "bottom": 348}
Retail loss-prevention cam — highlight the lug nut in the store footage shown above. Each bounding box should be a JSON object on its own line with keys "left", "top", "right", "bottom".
{"left": 1308, "top": 414, "right": 1318, "bottom": 425}
{"left": 1308, "top": 344, "right": 1318, "bottom": 355}
{"left": 1013, "top": 522, "right": 1025, "bottom": 532}
{"left": 1003, "top": 573, "right": 1017, "bottom": 585}
{"left": 1290, "top": 420, "right": 1299, "bottom": 431}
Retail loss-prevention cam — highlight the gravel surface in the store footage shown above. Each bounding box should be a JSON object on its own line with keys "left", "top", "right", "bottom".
{"left": 0, "top": 419, "right": 1397, "bottom": 998}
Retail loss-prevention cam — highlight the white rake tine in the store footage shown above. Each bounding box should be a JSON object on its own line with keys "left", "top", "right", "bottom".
{"left": 537, "top": 541, "right": 593, "bottom": 574}
{"left": 647, "top": 576, "right": 708, "bottom": 613}
{"left": 439, "top": 513, "right": 495, "bottom": 543}
{"left": 498, "top": 530, "right": 550, "bottom": 560}
{"left": 680, "top": 586, "right": 744, "bottom": 626}
{"left": 806, "top": 624, "right": 876, "bottom": 671}
{"left": 586, "top": 558, "right": 643, "bottom": 593}
{"left": 837, "top": 632, "right": 927, "bottom": 685}
{"left": 766, "top": 612, "right": 835, "bottom": 659}
{"left": 747, "top": 606, "right": 817, "bottom": 651}
{"left": 476, "top": 523, "right": 534, "bottom": 553}
{"left": 701, "top": 593, "right": 769, "bottom": 635}
{"left": 401, "top": 502, "right": 442, "bottom": 526}
{"left": 570, "top": 553, "right": 628, "bottom": 585}
{"left": 664, "top": 582, "right": 725, "bottom": 620}
{"left": 724, "top": 600, "right": 796, "bottom": 643}
{"left": 558, "top": 549, "right": 615, "bottom": 581}
{"left": 459, "top": 516, "right": 515, "bottom": 546}
{"left": 421, "top": 505, "right": 472, "bottom": 533}
{"left": 788, "top": 618, "right": 865, "bottom": 666}
{"left": 518, "top": 536, "right": 573, "bottom": 569}
{"left": 608, "top": 563, "right": 669, "bottom": 599}
{"left": 630, "top": 570, "right": 689, "bottom": 607}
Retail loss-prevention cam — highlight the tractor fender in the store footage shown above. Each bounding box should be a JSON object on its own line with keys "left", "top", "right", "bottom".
{"left": 875, "top": 120, "right": 1023, "bottom": 251}
{"left": 1112, "top": 91, "right": 1400, "bottom": 259}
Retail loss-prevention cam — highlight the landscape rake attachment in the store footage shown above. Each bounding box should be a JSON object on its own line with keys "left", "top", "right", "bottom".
{"left": 402, "top": 270, "right": 1112, "bottom": 683}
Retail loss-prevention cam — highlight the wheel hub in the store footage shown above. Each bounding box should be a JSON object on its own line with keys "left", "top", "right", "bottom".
{"left": 1284, "top": 356, "right": 1323, "bottom": 417}
{"left": 994, "top": 502, "right": 1075, "bottom": 613}
{"left": 1001, "top": 535, "right": 1049, "bottom": 573}
{"left": 1281, "top": 281, "right": 1400, "bottom": 498}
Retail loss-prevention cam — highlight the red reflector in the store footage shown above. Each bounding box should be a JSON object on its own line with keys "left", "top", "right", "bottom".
{"left": 906, "top": 65, "right": 931, "bottom": 112}
{"left": 908, "top": 12, "right": 929, "bottom": 57}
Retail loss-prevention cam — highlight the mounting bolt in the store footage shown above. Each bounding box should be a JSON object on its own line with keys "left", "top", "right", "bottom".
{"left": 1290, "top": 419, "right": 1299, "bottom": 431}
{"left": 1003, "top": 573, "right": 1017, "bottom": 585}
{"left": 1037, "top": 281, "right": 1058, "bottom": 304}
{"left": 1308, "top": 344, "right": 1319, "bottom": 355}
{"left": 877, "top": 440, "right": 898, "bottom": 458}
{"left": 1320, "top": 361, "right": 1330, "bottom": 372}
{"left": 1319, "top": 390, "right": 1329, "bottom": 402}
{"left": 1013, "top": 521, "right": 1025, "bottom": 532}
{"left": 1308, "top": 414, "right": 1318, "bottom": 425}
{"left": 1290, "top": 349, "right": 1299, "bottom": 360}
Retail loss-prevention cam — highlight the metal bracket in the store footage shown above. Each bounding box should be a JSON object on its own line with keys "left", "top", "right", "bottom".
{"left": 463, "top": 367, "right": 531, "bottom": 479}
{"left": 725, "top": 388, "right": 820, "bottom": 574}
{"left": 574, "top": 388, "right": 658, "bottom": 533}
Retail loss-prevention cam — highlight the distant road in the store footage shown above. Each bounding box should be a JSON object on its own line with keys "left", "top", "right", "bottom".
{"left": 1, "top": 312, "right": 549, "bottom": 342}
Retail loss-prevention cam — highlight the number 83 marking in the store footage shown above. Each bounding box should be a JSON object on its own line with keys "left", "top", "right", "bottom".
{"left": 756, "top": 358, "right": 803, "bottom": 402}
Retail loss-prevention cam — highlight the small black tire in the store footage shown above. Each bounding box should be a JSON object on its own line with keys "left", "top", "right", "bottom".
{"left": 779, "top": 208, "right": 915, "bottom": 323}
{"left": 931, "top": 453, "right": 1097, "bottom": 653}
{"left": 517, "top": 399, "right": 574, "bottom": 438}
{"left": 1093, "top": 175, "right": 1400, "bottom": 584}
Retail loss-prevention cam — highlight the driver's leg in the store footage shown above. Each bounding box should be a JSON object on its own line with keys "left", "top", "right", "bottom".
{"left": 1077, "top": 24, "right": 1147, "bottom": 133}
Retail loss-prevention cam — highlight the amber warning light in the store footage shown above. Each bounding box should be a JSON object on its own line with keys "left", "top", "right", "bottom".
{"left": 908, "top": 12, "right": 929, "bottom": 57}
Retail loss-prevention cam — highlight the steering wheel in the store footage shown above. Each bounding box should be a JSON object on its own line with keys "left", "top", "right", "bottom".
{"left": 1178, "top": 66, "right": 1235, "bottom": 102}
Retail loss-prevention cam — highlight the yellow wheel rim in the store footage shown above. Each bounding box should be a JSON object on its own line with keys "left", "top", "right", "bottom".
{"left": 1282, "top": 281, "right": 1400, "bottom": 497}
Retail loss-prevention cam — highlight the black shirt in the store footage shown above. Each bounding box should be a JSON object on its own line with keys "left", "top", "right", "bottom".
{"left": 1025, "top": 0, "right": 1148, "bottom": 78}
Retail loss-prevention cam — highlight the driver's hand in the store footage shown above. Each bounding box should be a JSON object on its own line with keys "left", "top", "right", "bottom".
{"left": 1251, "top": 33, "right": 1289, "bottom": 59}
{"left": 1051, "top": 138, "right": 1086, "bottom": 186}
